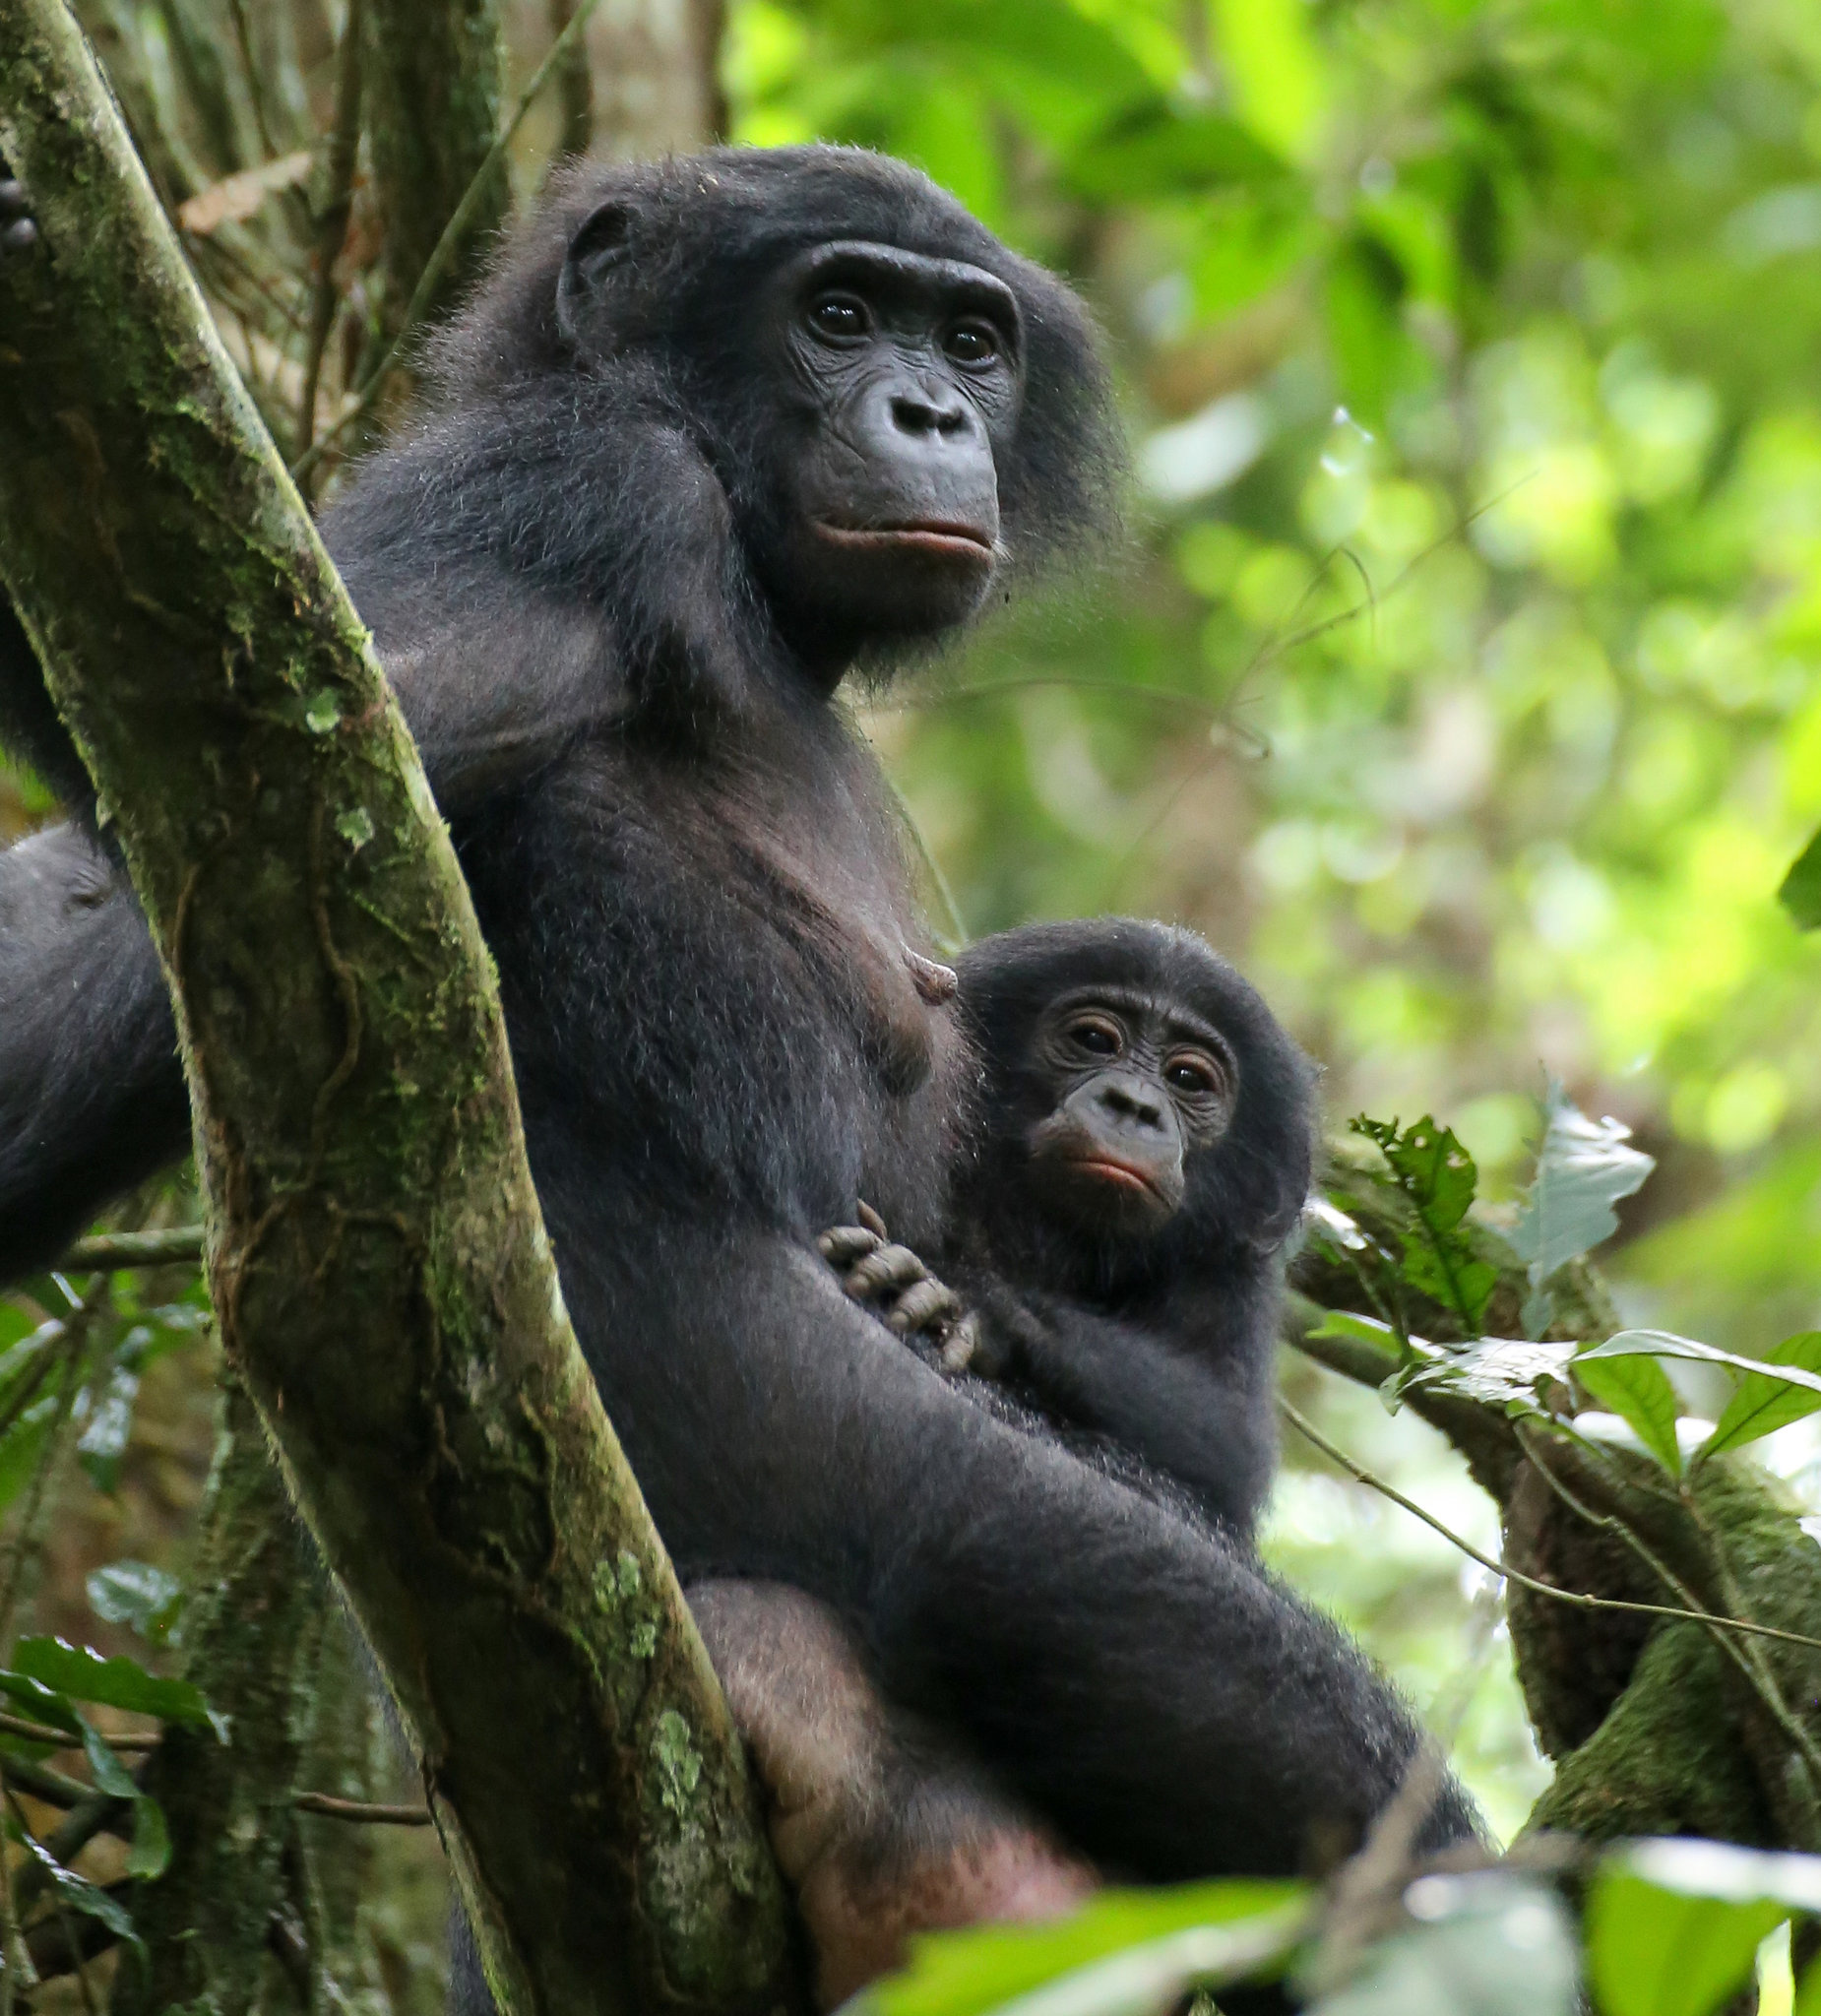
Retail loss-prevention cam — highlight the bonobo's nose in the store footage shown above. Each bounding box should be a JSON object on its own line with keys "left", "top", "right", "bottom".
{"left": 1094, "top": 1073, "right": 1167, "bottom": 1132}
{"left": 890, "top": 388, "right": 974, "bottom": 439}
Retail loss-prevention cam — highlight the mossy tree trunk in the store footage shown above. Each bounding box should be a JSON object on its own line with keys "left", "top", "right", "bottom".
{"left": 0, "top": 6, "right": 797, "bottom": 2013}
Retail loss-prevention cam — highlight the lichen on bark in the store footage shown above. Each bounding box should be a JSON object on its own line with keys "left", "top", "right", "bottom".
{"left": 0, "top": 5, "right": 796, "bottom": 2011}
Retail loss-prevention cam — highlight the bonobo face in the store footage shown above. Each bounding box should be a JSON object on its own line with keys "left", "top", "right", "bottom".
{"left": 1023, "top": 986, "right": 1238, "bottom": 1238}
{"left": 763, "top": 241, "right": 1025, "bottom": 644}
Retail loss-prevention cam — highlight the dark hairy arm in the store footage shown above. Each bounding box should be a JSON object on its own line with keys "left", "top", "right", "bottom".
{"left": 964, "top": 1276, "right": 1279, "bottom": 1538}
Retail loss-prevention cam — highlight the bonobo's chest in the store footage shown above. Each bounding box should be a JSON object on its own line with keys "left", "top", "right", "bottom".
{"left": 464, "top": 706, "right": 967, "bottom": 1240}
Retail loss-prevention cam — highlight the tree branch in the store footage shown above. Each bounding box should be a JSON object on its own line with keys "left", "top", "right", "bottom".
{"left": 0, "top": 8, "right": 796, "bottom": 2012}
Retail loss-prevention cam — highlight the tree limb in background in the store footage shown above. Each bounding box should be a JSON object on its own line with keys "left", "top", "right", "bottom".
{"left": 361, "top": 0, "right": 505, "bottom": 363}
{"left": 0, "top": 8, "right": 797, "bottom": 2013}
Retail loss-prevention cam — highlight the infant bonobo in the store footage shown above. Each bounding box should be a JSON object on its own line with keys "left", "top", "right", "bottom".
{"left": 822, "top": 917, "right": 1316, "bottom": 1540}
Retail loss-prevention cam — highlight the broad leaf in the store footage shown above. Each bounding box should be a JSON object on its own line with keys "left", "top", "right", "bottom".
{"left": 11, "top": 1638, "right": 218, "bottom": 1732}
{"left": 1589, "top": 1841, "right": 1821, "bottom": 2016}
{"left": 1779, "top": 823, "right": 1821, "bottom": 929}
{"left": 1350, "top": 1116, "right": 1498, "bottom": 1333}
{"left": 126, "top": 1793, "right": 171, "bottom": 1879}
{"left": 1308, "top": 1872, "right": 1576, "bottom": 2016}
{"left": 1580, "top": 1332, "right": 1821, "bottom": 1398}
{"left": 1404, "top": 1337, "right": 1574, "bottom": 1414}
{"left": 1511, "top": 1082, "right": 1655, "bottom": 1332}
{"left": 1701, "top": 1333, "right": 1821, "bottom": 1458}
{"left": 77, "top": 1364, "right": 140, "bottom": 1491}
{"left": 19, "top": 1835, "right": 143, "bottom": 1954}
{"left": 1575, "top": 1353, "right": 1685, "bottom": 1473}
{"left": 88, "top": 1559, "right": 183, "bottom": 1644}
{"left": 861, "top": 1880, "right": 1307, "bottom": 2016}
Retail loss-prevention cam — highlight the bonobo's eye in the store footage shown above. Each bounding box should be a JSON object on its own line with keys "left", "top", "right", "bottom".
{"left": 943, "top": 319, "right": 1000, "bottom": 367}
{"left": 1062, "top": 1013, "right": 1123, "bottom": 1058}
{"left": 1164, "top": 1048, "right": 1225, "bottom": 1098}
{"left": 806, "top": 291, "right": 872, "bottom": 345}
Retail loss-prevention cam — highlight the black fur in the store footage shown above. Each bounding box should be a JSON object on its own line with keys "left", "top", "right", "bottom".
{"left": 0, "top": 148, "right": 1478, "bottom": 1917}
{"left": 943, "top": 918, "right": 1315, "bottom": 1539}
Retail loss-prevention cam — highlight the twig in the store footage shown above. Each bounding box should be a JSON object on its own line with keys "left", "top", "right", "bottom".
{"left": 289, "top": 0, "right": 605, "bottom": 482}
{"left": 293, "top": 1790, "right": 433, "bottom": 1825}
{"left": 1279, "top": 1398, "right": 1821, "bottom": 1657}
{"left": 296, "top": 0, "right": 365, "bottom": 462}
{"left": 0, "top": 1712, "right": 157, "bottom": 1754}
{"left": 58, "top": 1228, "right": 204, "bottom": 1271}
{"left": 1515, "top": 1423, "right": 1821, "bottom": 1796}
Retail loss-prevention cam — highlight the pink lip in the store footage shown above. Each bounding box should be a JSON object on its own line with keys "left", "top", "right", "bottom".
{"left": 816, "top": 521, "right": 996, "bottom": 561}
{"left": 1064, "top": 1156, "right": 1162, "bottom": 1199}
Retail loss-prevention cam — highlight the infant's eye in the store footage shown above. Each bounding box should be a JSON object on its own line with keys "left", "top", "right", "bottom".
{"left": 1165, "top": 1051, "right": 1223, "bottom": 1095}
{"left": 1065, "top": 1017, "right": 1122, "bottom": 1057}
{"left": 944, "top": 320, "right": 998, "bottom": 365}
{"left": 807, "top": 293, "right": 869, "bottom": 343}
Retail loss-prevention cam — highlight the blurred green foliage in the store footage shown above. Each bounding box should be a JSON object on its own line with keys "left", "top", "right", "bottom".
{"left": 715, "top": 0, "right": 1821, "bottom": 1835}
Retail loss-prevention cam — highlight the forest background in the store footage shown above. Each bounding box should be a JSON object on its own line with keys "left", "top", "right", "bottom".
{"left": 5, "top": 0, "right": 1821, "bottom": 2003}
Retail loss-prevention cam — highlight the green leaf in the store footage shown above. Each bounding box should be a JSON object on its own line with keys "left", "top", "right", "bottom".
{"left": 1403, "top": 1336, "right": 1575, "bottom": 1414}
{"left": 0, "top": 1669, "right": 82, "bottom": 1734}
{"left": 1575, "top": 1353, "right": 1684, "bottom": 1473}
{"left": 1701, "top": 1333, "right": 1821, "bottom": 1457}
{"left": 1588, "top": 1842, "right": 1821, "bottom": 2016}
{"left": 80, "top": 1724, "right": 139, "bottom": 1799}
{"left": 20, "top": 1835, "right": 143, "bottom": 1955}
{"left": 11, "top": 1639, "right": 217, "bottom": 1731}
{"left": 1511, "top": 1081, "right": 1655, "bottom": 1332}
{"left": 1309, "top": 1872, "right": 1576, "bottom": 2016}
{"left": 87, "top": 1560, "right": 183, "bottom": 1644}
{"left": 1779, "top": 824, "right": 1821, "bottom": 929}
{"left": 1350, "top": 1115, "right": 1499, "bottom": 1333}
{"left": 77, "top": 1364, "right": 140, "bottom": 1492}
{"left": 860, "top": 1880, "right": 1307, "bottom": 2016}
{"left": 126, "top": 1794, "right": 171, "bottom": 1880}
{"left": 1067, "top": 105, "right": 1290, "bottom": 201}
{"left": 1580, "top": 1332, "right": 1821, "bottom": 1398}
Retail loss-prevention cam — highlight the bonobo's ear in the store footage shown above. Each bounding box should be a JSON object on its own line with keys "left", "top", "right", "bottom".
{"left": 556, "top": 202, "right": 634, "bottom": 344}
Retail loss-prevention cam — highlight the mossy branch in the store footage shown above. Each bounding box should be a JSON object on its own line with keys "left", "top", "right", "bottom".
{"left": 0, "top": 6, "right": 796, "bottom": 2012}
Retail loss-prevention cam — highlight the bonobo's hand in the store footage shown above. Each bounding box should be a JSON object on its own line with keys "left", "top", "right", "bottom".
{"left": 0, "top": 170, "right": 38, "bottom": 255}
{"left": 817, "top": 1206, "right": 978, "bottom": 1372}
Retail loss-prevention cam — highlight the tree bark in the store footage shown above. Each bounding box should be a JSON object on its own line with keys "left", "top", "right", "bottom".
{"left": 0, "top": 8, "right": 796, "bottom": 2014}
{"left": 362, "top": 0, "right": 506, "bottom": 346}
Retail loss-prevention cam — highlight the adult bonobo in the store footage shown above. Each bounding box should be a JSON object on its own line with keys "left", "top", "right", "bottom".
{"left": 824, "top": 918, "right": 1316, "bottom": 1540}
{"left": 0, "top": 148, "right": 1477, "bottom": 1930}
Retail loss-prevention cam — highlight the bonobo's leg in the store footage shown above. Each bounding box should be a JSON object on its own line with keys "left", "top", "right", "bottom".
{"left": 539, "top": 1220, "right": 1486, "bottom": 1886}
{"left": 0, "top": 826, "right": 186, "bottom": 1279}
{"left": 691, "top": 1579, "right": 1096, "bottom": 2010}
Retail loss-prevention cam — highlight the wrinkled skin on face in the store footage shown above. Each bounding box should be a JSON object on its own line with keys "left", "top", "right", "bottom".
{"left": 759, "top": 240, "right": 1022, "bottom": 642}
{"left": 1021, "top": 983, "right": 1238, "bottom": 1239}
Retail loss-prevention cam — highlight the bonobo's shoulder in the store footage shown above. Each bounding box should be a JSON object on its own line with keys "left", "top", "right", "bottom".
{"left": 0, "top": 823, "right": 117, "bottom": 939}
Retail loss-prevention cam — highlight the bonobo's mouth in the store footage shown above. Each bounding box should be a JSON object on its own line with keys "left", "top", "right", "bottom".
{"left": 1060, "top": 1154, "right": 1167, "bottom": 1201}
{"left": 815, "top": 520, "right": 997, "bottom": 564}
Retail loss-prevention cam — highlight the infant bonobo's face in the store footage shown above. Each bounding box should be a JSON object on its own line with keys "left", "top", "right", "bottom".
{"left": 1021, "top": 985, "right": 1237, "bottom": 1238}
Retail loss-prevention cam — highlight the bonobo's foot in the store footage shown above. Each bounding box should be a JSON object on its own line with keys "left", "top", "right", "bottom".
{"left": 0, "top": 172, "right": 37, "bottom": 255}
{"left": 818, "top": 1212, "right": 978, "bottom": 1371}
{"left": 690, "top": 1580, "right": 1096, "bottom": 2011}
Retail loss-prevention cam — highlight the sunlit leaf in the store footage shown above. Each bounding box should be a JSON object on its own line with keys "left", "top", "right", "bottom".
{"left": 1511, "top": 1082, "right": 1655, "bottom": 1332}
{"left": 11, "top": 1639, "right": 217, "bottom": 1732}
{"left": 88, "top": 1559, "right": 184, "bottom": 1644}
{"left": 1309, "top": 1872, "right": 1576, "bottom": 2016}
{"left": 1588, "top": 1842, "right": 1821, "bottom": 2016}
{"left": 1700, "top": 1333, "right": 1821, "bottom": 1458}
{"left": 1580, "top": 1332, "right": 1821, "bottom": 1398}
{"left": 859, "top": 1880, "right": 1307, "bottom": 2016}
{"left": 1402, "top": 1336, "right": 1574, "bottom": 1413}
{"left": 77, "top": 1363, "right": 140, "bottom": 1491}
{"left": 1575, "top": 1353, "right": 1684, "bottom": 1473}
